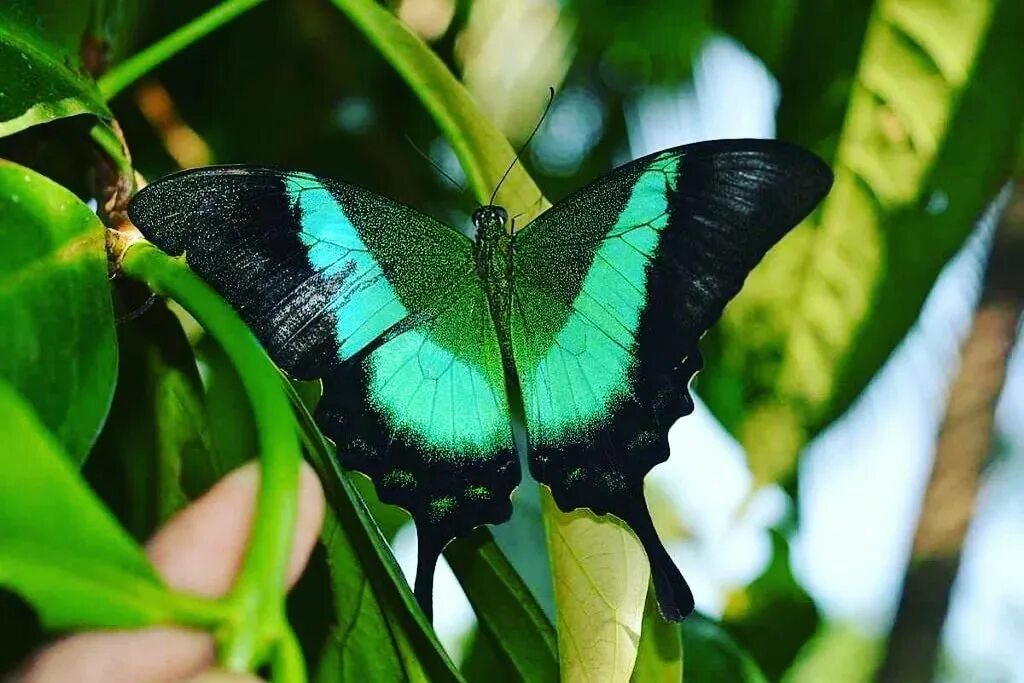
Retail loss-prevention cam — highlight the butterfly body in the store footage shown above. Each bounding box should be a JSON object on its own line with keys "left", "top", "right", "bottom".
{"left": 471, "top": 205, "right": 516, "bottom": 368}
{"left": 128, "top": 139, "right": 833, "bottom": 622}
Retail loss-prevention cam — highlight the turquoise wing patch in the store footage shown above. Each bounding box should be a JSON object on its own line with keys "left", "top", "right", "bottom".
{"left": 512, "top": 153, "right": 679, "bottom": 446}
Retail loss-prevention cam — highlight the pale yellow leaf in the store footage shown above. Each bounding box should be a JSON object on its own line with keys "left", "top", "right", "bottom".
{"left": 543, "top": 491, "right": 649, "bottom": 683}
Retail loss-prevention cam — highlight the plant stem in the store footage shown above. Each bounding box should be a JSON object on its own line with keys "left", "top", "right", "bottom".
{"left": 876, "top": 184, "right": 1024, "bottom": 683}
{"left": 98, "top": 0, "right": 266, "bottom": 101}
{"left": 89, "top": 123, "right": 132, "bottom": 180}
{"left": 120, "top": 242, "right": 301, "bottom": 673}
{"left": 272, "top": 625, "right": 308, "bottom": 683}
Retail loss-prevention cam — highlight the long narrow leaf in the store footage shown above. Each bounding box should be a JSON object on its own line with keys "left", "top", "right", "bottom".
{"left": 446, "top": 528, "right": 558, "bottom": 682}
{"left": 700, "top": 0, "right": 1024, "bottom": 482}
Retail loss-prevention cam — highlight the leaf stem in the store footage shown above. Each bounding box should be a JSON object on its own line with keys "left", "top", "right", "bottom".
{"left": 98, "top": 0, "right": 266, "bottom": 100}
{"left": 89, "top": 123, "right": 133, "bottom": 180}
{"left": 120, "top": 242, "right": 301, "bottom": 673}
{"left": 272, "top": 625, "right": 307, "bottom": 683}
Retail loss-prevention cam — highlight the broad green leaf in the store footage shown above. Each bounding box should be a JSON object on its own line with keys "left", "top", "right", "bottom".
{"left": 329, "top": 2, "right": 651, "bottom": 677}
{"left": 721, "top": 532, "right": 819, "bottom": 680}
{"left": 0, "top": 160, "right": 116, "bottom": 463}
{"left": 681, "top": 614, "right": 769, "bottom": 683}
{"left": 543, "top": 494, "right": 648, "bottom": 683}
{"left": 87, "top": 300, "right": 208, "bottom": 539}
{"left": 446, "top": 528, "right": 558, "bottom": 683}
{"left": 0, "top": 379, "right": 182, "bottom": 630}
{"left": 631, "top": 586, "right": 682, "bottom": 683}
{"left": 699, "top": 0, "right": 1024, "bottom": 483}
{"left": 0, "top": 2, "right": 113, "bottom": 137}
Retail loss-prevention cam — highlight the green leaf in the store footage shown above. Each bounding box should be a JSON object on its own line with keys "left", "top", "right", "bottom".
{"left": 631, "top": 585, "right": 682, "bottom": 683}
{"left": 193, "top": 333, "right": 260, "bottom": 487}
{"left": 567, "top": 0, "right": 710, "bottom": 86}
{"left": 87, "top": 300, "right": 207, "bottom": 539}
{"left": 328, "top": 3, "right": 652, "bottom": 678}
{"left": 446, "top": 528, "right": 558, "bottom": 683}
{"left": 783, "top": 622, "right": 880, "bottom": 683}
{"left": 459, "top": 626, "right": 519, "bottom": 682}
{"left": 542, "top": 494, "right": 649, "bottom": 683}
{"left": 0, "top": 379, "right": 192, "bottom": 630}
{"left": 0, "top": 160, "right": 116, "bottom": 464}
{"left": 0, "top": 2, "right": 112, "bottom": 137}
{"left": 720, "top": 532, "right": 819, "bottom": 680}
{"left": 699, "top": 0, "right": 1024, "bottom": 483}
{"left": 681, "top": 614, "right": 769, "bottom": 683}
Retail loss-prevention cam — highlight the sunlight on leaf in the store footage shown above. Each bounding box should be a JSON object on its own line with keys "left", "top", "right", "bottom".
{"left": 0, "top": 161, "right": 117, "bottom": 464}
{"left": 543, "top": 495, "right": 648, "bottom": 682}
{"left": 700, "top": 0, "right": 1024, "bottom": 483}
{"left": 783, "top": 622, "right": 879, "bottom": 683}
{"left": 0, "top": 3, "right": 112, "bottom": 137}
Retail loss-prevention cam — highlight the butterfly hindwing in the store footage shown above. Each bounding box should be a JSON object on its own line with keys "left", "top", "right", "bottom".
{"left": 128, "top": 167, "right": 519, "bottom": 614}
{"left": 511, "top": 139, "right": 833, "bottom": 619}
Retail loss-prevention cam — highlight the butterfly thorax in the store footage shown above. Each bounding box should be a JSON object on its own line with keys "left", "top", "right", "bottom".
{"left": 472, "top": 205, "right": 515, "bottom": 360}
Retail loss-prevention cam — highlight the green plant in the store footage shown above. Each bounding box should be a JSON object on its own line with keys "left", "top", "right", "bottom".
{"left": 2, "top": 1, "right": 1020, "bottom": 681}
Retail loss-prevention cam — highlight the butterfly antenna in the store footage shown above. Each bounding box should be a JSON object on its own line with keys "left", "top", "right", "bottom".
{"left": 404, "top": 135, "right": 466, "bottom": 193}
{"left": 489, "top": 86, "right": 555, "bottom": 206}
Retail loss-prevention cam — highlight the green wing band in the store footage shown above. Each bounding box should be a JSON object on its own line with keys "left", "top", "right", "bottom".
{"left": 515, "top": 153, "right": 680, "bottom": 444}
{"left": 288, "top": 173, "right": 409, "bottom": 360}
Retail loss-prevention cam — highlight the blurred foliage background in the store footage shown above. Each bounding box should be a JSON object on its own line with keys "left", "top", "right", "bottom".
{"left": 1, "top": 0, "right": 1022, "bottom": 681}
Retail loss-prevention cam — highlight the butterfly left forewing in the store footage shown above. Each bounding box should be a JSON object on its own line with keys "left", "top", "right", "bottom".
{"left": 510, "top": 139, "right": 833, "bottom": 620}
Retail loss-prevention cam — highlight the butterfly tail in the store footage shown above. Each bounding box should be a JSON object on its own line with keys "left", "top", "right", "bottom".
{"left": 619, "top": 497, "right": 695, "bottom": 622}
{"left": 413, "top": 526, "right": 445, "bottom": 620}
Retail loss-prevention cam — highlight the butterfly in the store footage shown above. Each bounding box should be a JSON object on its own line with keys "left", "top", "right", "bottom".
{"left": 128, "top": 138, "right": 832, "bottom": 621}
